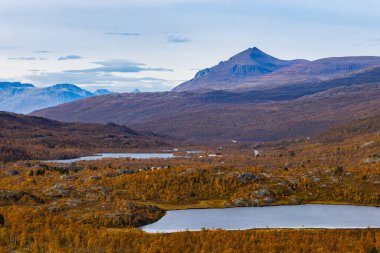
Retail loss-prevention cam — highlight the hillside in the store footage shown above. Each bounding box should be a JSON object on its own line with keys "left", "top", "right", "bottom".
{"left": 31, "top": 66, "right": 380, "bottom": 142}
{"left": 173, "top": 47, "right": 380, "bottom": 92}
{"left": 2, "top": 104, "right": 380, "bottom": 252}
{"left": 0, "top": 83, "right": 113, "bottom": 114}
{"left": 0, "top": 112, "right": 170, "bottom": 161}
{"left": 317, "top": 112, "right": 380, "bottom": 143}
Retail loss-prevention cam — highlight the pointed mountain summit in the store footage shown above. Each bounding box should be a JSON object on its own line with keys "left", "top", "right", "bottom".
{"left": 94, "top": 89, "right": 113, "bottom": 95}
{"left": 173, "top": 47, "right": 307, "bottom": 92}
{"left": 173, "top": 47, "right": 380, "bottom": 92}
{"left": 131, "top": 89, "right": 141, "bottom": 94}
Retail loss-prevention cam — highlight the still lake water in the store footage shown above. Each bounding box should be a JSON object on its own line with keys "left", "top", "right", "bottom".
{"left": 141, "top": 204, "right": 380, "bottom": 233}
{"left": 46, "top": 153, "right": 175, "bottom": 163}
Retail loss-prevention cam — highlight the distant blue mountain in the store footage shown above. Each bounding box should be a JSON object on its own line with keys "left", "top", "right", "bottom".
{"left": 94, "top": 89, "right": 113, "bottom": 95}
{"left": 0, "top": 82, "right": 114, "bottom": 114}
{"left": 0, "top": 82, "right": 34, "bottom": 89}
{"left": 131, "top": 89, "right": 141, "bottom": 94}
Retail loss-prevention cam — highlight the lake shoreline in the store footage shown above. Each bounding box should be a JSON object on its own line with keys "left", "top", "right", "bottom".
{"left": 136, "top": 200, "right": 380, "bottom": 211}
{"left": 140, "top": 204, "right": 380, "bottom": 233}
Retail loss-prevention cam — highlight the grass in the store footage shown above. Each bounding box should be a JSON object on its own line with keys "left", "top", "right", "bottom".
{"left": 135, "top": 199, "right": 228, "bottom": 210}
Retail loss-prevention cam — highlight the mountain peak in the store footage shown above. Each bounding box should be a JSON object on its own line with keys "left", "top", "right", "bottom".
{"left": 49, "top": 83, "right": 82, "bottom": 91}
{"left": 250, "top": 46, "right": 262, "bottom": 53}
{"left": 250, "top": 47, "right": 272, "bottom": 58}
{"left": 94, "top": 89, "right": 113, "bottom": 95}
{"left": 0, "top": 82, "right": 35, "bottom": 89}
{"left": 131, "top": 89, "right": 141, "bottom": 94}
{"left": 173, "top": 47, "right": 296, "bottom": 92}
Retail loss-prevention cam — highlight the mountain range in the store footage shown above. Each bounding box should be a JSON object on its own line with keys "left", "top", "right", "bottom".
{"left": 31, "top": 47, "right": 380, "bottom": 142}
{"left": 173, "top": 47, "right": 380, "bottom": 92}
{"left": 0, "top": 82, "right": 112, "bottom": 114}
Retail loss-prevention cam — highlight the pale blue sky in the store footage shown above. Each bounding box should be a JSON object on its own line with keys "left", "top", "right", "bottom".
{"left": 0, "top": 0, "right": 379, "bottom": 92}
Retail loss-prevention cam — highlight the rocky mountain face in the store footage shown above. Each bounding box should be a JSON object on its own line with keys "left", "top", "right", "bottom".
{"left": 173, "top": 47, "right": 380, "bottom": 92}
{"left": 0, "top": 83, "right": 112, "bottom": 114}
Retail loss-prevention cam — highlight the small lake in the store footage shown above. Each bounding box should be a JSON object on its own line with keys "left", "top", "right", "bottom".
{"left": 141, "top": 204, "right": 380, "bottom": 233}
{"left": 46, "top": 153, "right": 175, "bottom": 163}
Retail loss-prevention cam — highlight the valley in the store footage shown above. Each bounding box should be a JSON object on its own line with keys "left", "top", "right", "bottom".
{"left": 1, "top": 49, "right": 380, "bottom": 253}
{"left": 2, "top": 1, "right": 380, "bottom": 252}
{"left": 0, "top": 110, "right": 379, "bottom": 251}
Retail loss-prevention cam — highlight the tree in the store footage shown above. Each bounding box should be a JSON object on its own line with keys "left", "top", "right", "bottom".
{"left": 0, "top": 214, "right": 5, "bottom": 226}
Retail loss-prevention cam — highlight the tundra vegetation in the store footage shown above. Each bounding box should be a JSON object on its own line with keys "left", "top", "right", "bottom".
{"left": 0, "top": 113, "right": 380, "bottom": 252}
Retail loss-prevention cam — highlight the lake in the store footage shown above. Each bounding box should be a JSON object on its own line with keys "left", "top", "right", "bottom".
{"left": 46, "top": 153, "right": 175, "bottom": 163}
{"left": 141, "top": 204, "right": 380, "bottom": 233}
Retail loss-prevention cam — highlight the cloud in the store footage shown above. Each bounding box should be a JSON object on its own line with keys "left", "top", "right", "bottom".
{"left": 0, "top": 46, "right": 18, "bottom": 50}
{"left": 28, "top": 69, "right": 45, "bottom": 72}
{"left": 58, "top": 55, "right": 83, "bottom": 61}
{"left": 167, "top": 35, "right": 190, "bottom": 43}
{"left": 106, "top": 32, "right": 140, "bottom": 36}
{"left": 22, "top": 72, "right": 174, "bottom": 92}
{"left": 34, "top": 50, "right": 53, "bottom": 53}
{"left": 368, "top": 37, "right": 380, "bottom": 46}
{"left": 64, "top": 60, "right": 172, "bottom": 73}
{"left": 8, "top": 57, "right": 37, "bottom": 60}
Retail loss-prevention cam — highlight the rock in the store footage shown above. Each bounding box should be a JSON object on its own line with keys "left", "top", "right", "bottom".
{"left": 181, "top": 168, "right": 204, "bottom": 175}
{"left": 100, "top": 187, "right": 112, "bottom": 196}
{"left": 105, "top": 172, "right": 120, "bottom": 178}
{"left": 234, "top": 198, "right": 249, "bottom": 206}
{"left": 250, "top": 198, "right": 260, "bottom": 206}
{"left": 237, "top": 173, "right": 258, "bottom": 183}
{"left": 89, "top": 176, "right": 101, "bottom": 181}
{"left": 0, "top": 190, "right": 44, "bottom": 205}
{"left": 104, "top": 169, "right": 135, "bottom": 178}
{"left": 60, "top": 175, "right": 77, "bottom": 181}
{"left": 251, "top": 189, "right": 271, "bottom": 198}
{"left": 224, "top": 202, "right": 232, "bottom": 208}
{"left": 286, "top": 186, "right": 295, "bottom": 194}
{"left": 45, "top": 184, "right": 75, "bottom": 197}
{"left": 364, "top": 158, "right": 380, "bottom": 164}
{"left": 118, "top": 169, "right": 135, "bottom": 175}
{"left": 287, "top": 177, "right": 299, "bottom": 185}
{"left": 289, "top": 198, "right": 299, "bottom": 204}
{"left": 311, "top": 176, "right": 320, "bottom": 183}
{"left": 66, "top": 199, "right": 82, "bottom": 207}
{"left": 263, "top": 197, "right": 275, "bottom": 204}
{"left": 47, "top": 205, "right": 63, "bottom": 213}
{"left": 260, "top": 173, "right": 271, "bottom": 179}
{"left": 6, "top": 170, "right": 20, "bottom": 176}
{"left": 85, "top": 192, "right": 99, "bottom": 202}
{"left": 360, "top": 141, "right": 375, "bottom": 149}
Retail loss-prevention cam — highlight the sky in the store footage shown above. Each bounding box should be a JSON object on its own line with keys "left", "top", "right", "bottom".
{"left": 0, "top": 0, "right": 380, "bottom": 92}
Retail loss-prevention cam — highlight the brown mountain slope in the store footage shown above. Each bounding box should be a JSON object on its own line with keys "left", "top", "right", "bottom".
{"left": 173, "top": 47, "right": 380, "bottom": 92}
{"left": 317, "top": 112, "right": 380, "bottom": 144}
{"left": 32, "top": 74, "right": 380, "bottom": 143}
{"left": 0, "top": 112, "right": 170, "bottom": 161}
